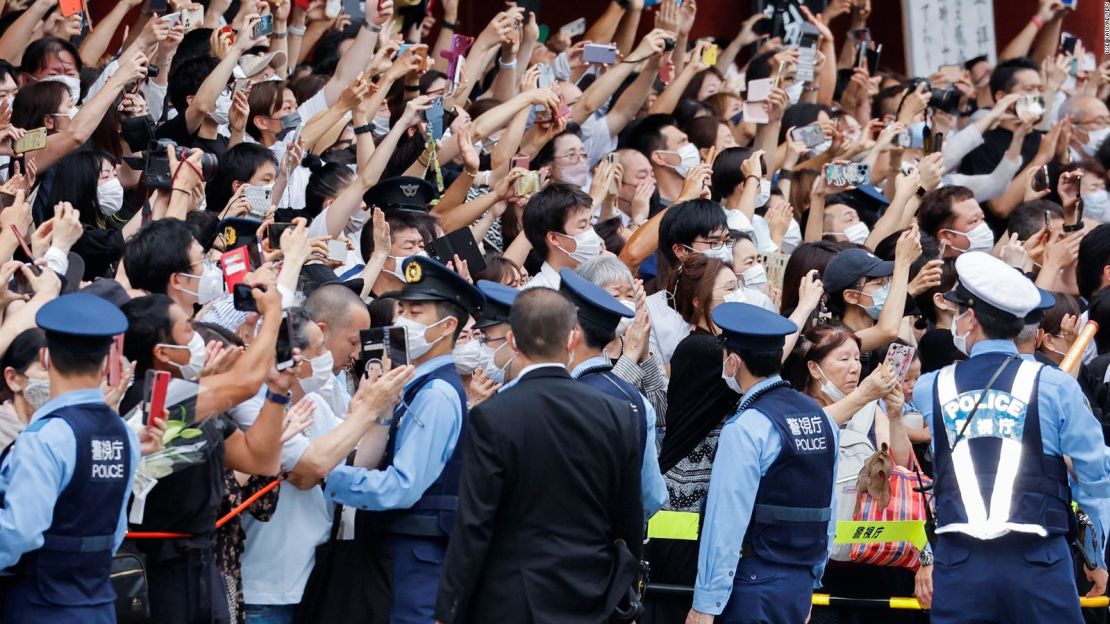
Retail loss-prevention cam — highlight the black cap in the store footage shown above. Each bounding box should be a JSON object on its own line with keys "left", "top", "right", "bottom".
{"left": 824, "top": 248, "right": 894, "bottom": 293}
{"left": 218, "top": 216, "right": 263, "bottom": 251}
{"left": 475, "top": 280, "right": 518, "bottom": 329}
{"left": 79, "top": 278, "right": 130, "bottom": 308}
{"left": 559, "top": 269, "right": 633, "bottom": 335}
{"left": 381, "top": 256, "right": 485, "bottom": 316}
{"left": 364, "top": 176, "right": 437, "bottom": 214}
{"left": 836, "top": 185, "right": 890, "bottom": 224}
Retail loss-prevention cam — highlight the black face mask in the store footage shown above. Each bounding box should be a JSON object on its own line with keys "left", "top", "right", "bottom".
{"left": 322, "top": 145, "right": 357, "bottom": 166}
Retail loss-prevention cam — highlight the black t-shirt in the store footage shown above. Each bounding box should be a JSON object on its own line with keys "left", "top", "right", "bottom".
{"left": 957, "top": 127, "right": 1042, "bottom": 177}
{"left": 155, "top": 113, "right": 229, "bottom": 158}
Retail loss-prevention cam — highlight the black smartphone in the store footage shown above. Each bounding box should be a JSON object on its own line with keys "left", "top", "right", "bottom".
{"left": 1032, "top": 165, "right": 1050, "bottom": 192}
{"left": 275, "top": 310, "right": 295, "bottom": 371}
{"left": 931, "top": 132, "right": 944, "bottom": 155}
{"left": 267, "top": 222, "right": 294, "bottom": 247}
{"left": 0, "top": 191, "right": 15, "bottom": 209}
{"left": 1061, "top": 32, "right": 1078, "bottom": 55}
{"left": 1064, "top": 199, "right": 1085, "bottom": 232}
{"left": 426, "top": 227, "right": 487, "bottom": 275}
{"left": 151, "top": 0, "right": 168, "bottom": 12}
{"left": 357, "top": 326, "right": 409, "bottom": 374}
{"left": 232, "top": 283, "right": 259, "bottom": 312}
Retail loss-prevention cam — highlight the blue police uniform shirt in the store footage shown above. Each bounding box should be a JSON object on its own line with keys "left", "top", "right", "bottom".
{"left": 325, "top": 355, "right": 463, "bottom": 510}
{"left": 0, "top": 388, "right": 140, "bottom": 569}
{"left": 915, "top": 339, "right": 1110, "bottom": 568}
{"left": 693, "top": 376, "right": 840, "bottom": 615}
{"left": 571, "top": 355, "right": 668, "bottom": 519}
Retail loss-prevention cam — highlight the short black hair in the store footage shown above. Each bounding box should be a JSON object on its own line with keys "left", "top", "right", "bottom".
{"left": 433, "top": 301, "right": 466, "bottom": 342}
{"left": 579, "top": 320, "right": 616, "bottom": 351}
{"left": 711, "top": 146, "right": 755, "bottom": 200}
{"left": 1, "top": 328, "right": 45, "bottom": 401}
{"left": 122, "top": 294, "right": 176, "bottom": 375}
{"left": 658, "top": 199, "right": 729, "bottom": 264}
{"left": 48, "top": 338, "right": 111, "bottom": 378}
{"left": 1008, "top": 200, "right": 1064, "bottom": 240}
{"left": 619, "top": 114, "right": 678, "bottom": 159}
{"left": 968, "top": 303, "right": 1024, "bottom": 340}
{"left": 206, "top": 143, "right": 279, "bottom": 215}
{"left": 303, "top": 155, "right": 354, "bottom": 218}
{"left": 168, "top": 56, "right": 221, "bottom": 115}
{"left": 726, "top": 345, "right": 783, "bottom": 377}
{"left": 779, "top": 103, "right": 832, "bottom": 143}
{"left": 522, "top": 183, "right": 593, "bottom": 257}
{"left": 21, "top": 36, "right": 82, "bottom": 77}
{"left": 1078, "top": 224, "right": 1110, "bottom": 299}
{"left": 1088, "top": 288, "right": 1110, "bottom": 354}
{"left": 917, "top": 186, "right": 975, "bottom": 238}
{"left": 124, "top": 219, "right": 197, "bottom": 294}
{"left": 989, "top": 57, "right": 1039, "bottom": 102}
{"left": 745, "top": 50, "right": 776, "bottom": 82}
{"left": 509, "top": 288, "right": 577, "bottom": 360}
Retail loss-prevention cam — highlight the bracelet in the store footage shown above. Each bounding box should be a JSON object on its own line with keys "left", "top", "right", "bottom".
{"left": 498, "top": 57, "right": 517, "bottom": 69}
{"left": 463, "top": 167, "right": 479, "bottom": 177}
{"left": 265, "top": 389, "right": 291, "bottom": 405}
{"left": 170, "top": 188, "right": 191, "bottom": 195}
{"left": 441, "top": 19, "right": 460, "bottom": 31}
{"left": 1031, "top": 15, "right": 1044, "bottom": 30}
{"left": 353, "top": 123, "right": 374, "bottom": 135}
{"left": 272, "top": 31, "right": 287, "bottom": 39}
{"left": 778, "top": 170, "right": 794, "bottom": 181}
{"left": 744, "top": 175, "right": 761, "bottom": 184}
{"left": 288, "top": 24, "right": 306, "bottom": 36}
{"left": 363, "top": 21, "right": 382, "bottom": 33}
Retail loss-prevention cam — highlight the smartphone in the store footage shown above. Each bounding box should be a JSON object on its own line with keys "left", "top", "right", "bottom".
{"left": 771, "top": 60, "right": 786, "bottom": 89}
{"left": 583, "top": 44, "right": 618, "bottom": 65}
{"left": 244, "top": 185, "right": 272, "bottom": 218}
{"left": 295, "top": 0, "right": 311, "bottom": 9}
{"left": 59, "top": 0, "right": 82, "bottom": 17}
{"left": 144, "top": 369, "right": 171, "bottom": 427}
{"left": 845, "top": 163, "right": 870, "bottom": 186}
{"left": 1064, "top": 200, "right": 1085, "bottom": 232}
{"left": 108, "top": 334, "right": 124, "bottom": 387}
{"left": 790, "top": 123, "right": 825, "bottom": 148}
{"left": 181, "top": 5, "right": 204, "bottom": 30}
{"left": 1062, "top": 0, "right": 1077, "bottom": 6}
{"left": 232, "top": 282, "right": 259, "bottom": 312}
{"left": 0, "top": 191, "right": 15, "bottom": 209}
{"left": 849, "top": 28, "right": 871, "bottom": 42}
{"left": 14, "top": 128, "right": 47, "bottom": 154}
{"left": 267, "top": 222, "right": 294, "bottom": 247}
{"left": 324, "top": 0, "right": 341, "bottom": 19}
{"left": 253, "top": 13, "right": 274, "bottom": 39}
{"left": 151, "top": 0, "right": 168, "bottom": 12}
{"left": 514, "top": 171, "right": 540, "bottom": 196}
{"left": 511, "top": 154, "right": 530, "bottom": 170}
{"left": 327, "top": 239, "right": 348, "bottom": 263}
{"left": 275, "top": 311, "right": 295, "bottom": 372}
{"left": 560, "top": 17, "right": 586, "bottom": 37}
{"left": 702, "top": 43, "right": 719, "bottom": 67}
{"left": 884, "top": 343, "right": 916, "bottom": 382}
{"left": 606, "top": 152, "right": 620, "bottom": 195}
{"left": 1032, "top": 165, "right": 1050, "bottom": 192}
{"left": 930, "top": 132, "right": 944, "bottom": 156}
{"left": 161, "top": 12, "right": 181, "bottom": 25}
{"left": 1061, "top": 32, "right": 1078, "bottom": 55}
{"left": 359, "top": 325, "right": 410, "bottom": 373}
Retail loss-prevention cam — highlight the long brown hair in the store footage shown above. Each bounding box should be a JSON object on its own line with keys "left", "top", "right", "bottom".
{"left": 671, "top": 254, "right": 728, "bottom": 333}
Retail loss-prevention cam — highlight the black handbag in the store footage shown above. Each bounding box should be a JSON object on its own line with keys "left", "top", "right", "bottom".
{"left": 606, "top": 539, "right": 646, "bottom": 623}
{"left": 111, "top": 548, "right": 150, "bottom": 623}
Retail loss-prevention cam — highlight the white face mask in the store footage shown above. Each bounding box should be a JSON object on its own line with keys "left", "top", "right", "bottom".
{"left": 394, "top": 315, "right": 450, "bottom": 360}
{"left": 670, "top": 143, "right": 701, "bottom": 177}
{"left": 180, "top": 261, "right": 225, "bottom": 306}
{"left": 556, "top": 228, "right": 603, "bottom": 265}
{"left": 723, "top": 289, "right": 747, "bottom": 304}
{"left": 453, "top": 339, "right": 483, "bottom": 375}
{"left": 22, "top": 377, "right": 51, "bottom": 411}
{"left": 755, "top": 179, "right": 771, "bottom": 208}
{"left": 159, "top": 332, "right": 207, "bottom": 381}
{"left": 827, "top": 221, "right": 870, "bottom": 245}
{"left": 686, "top": 243, "right": 732, "bottom": 263}
{"left": 481, "top": 341, "right": 514, "bottom": 384}
{"left": 945, "top": 221, "right": 994, "bottom": 254}
{"left": 741, "top": 263, "right": 767, "bottom": 288}
{"left": 721, "top": 354, "right": 743, "bottom": 394}
{"left": 950, "top": 309, "right": 971, "bottom": 356}
{"left": 210, "top": 89, "right": 232, "bottom": 125}
{"left": 1081, "top": 189, "right": 1110, "bottom": 222}
{"left": 785, "top": 82, "right": 804, "bottom": 105}
{"left": 41, "top": 74, "right": 80, "bottom": 104}
{"left": 815, "top": 363, "right": 847, "bottom": 402}
{"left": 559, "top": 162, "right": 591, "bottom": 188}
{"left": 372, "top": 113, "right": 391, "bottom": 136}
{"left": 97, "top": 177, "right": 124, "bottom": 217}
{"left": 1080, "top": 127, "right": 1110, "bottom": 157}
{"left": 299, "top": 351, "right": 334, "bottom": 394}
{"left": 615, "top": 299, "right": 636, "bottom": 337}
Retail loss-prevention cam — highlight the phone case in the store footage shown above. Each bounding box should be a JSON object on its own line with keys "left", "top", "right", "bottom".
{"left": 325, "top": 0, "right": 341, "bottom": 19}
{"left": 59, "top": 0, "right": 82, "bottom": 17}
{"left": 583, "top": 44, "right": 617, "bottom": 65}
{"left": 702, "top": 44, "right": 719, "bottom": 67}
{"left": 560, "top": 17, "right": 586, "bottom": 37}
{"left": 884, "top": 344, "right": 916, "bottom": 382}
{"left": 327, "top": 239, "right": 348, "bottom": 262}
{"left": 14, "top": 128, "right": 47, "bottom": 154}
{"left": 244, "top": 186, "right": 272, "bottom": 217}
{"left": 514, "top": 172, "right": 539, "bottom": 196}
{"left": 220, "top": 247, "right": 251, "bottom": 290}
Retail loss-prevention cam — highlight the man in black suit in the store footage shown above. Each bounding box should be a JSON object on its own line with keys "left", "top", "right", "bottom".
{"left": 434, "top": 287, "right": 645, "bottom": 624}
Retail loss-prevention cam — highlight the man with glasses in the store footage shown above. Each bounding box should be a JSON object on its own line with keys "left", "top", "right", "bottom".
{"left": 124, "top": 219, "right": 223, "bottom": 313}
{"left": 1062, "top": 95, "right": 1110, "bottom": 159}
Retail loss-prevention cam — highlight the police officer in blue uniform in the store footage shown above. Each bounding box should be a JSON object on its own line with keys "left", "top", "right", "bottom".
{"left": 474, "top": 280, "right": 519, "bottom": 386}
{"left": 915, "top": 252, "right": 1110, "bottom": 623}
{"left": 324, "top": 256, "right": 485, "bottom": 624}
{"left": 0, "top": 293, "right": 140, "bottom": 623}
{"left": 560, "top": 268, "right": 668, "bottom": 519}
{"left": 687, "top": 302, "right": 839, "bottom": 624}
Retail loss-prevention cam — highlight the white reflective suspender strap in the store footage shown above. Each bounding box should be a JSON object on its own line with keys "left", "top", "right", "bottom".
{"left": 987, "top": 361, "right": 1041, "bottom": 534}
{"left": 937, "top": 365, "right": 990, "bottom": 530}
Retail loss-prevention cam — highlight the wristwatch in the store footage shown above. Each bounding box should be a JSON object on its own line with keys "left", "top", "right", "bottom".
{"left": 918, "top": 549, "right": 934, "bottom": 566}
{"left": 374, "top": 414, "right": 394, "bottom": 426}
{"left": 915, "top": 186, "right": 928, "bottom": 198}
{"left": 265, "top": 389, "right": 291, "bottom": 405}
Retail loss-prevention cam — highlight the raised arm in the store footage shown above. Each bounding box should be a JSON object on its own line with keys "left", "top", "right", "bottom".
{"left": 321, "top": 0, "right": 391, "bottom": 104}
{"left": 0, "top": 0, "right": 55, "bottom": 66}
{"left": 79, "top": 0, "right": 144, "bottom": 67}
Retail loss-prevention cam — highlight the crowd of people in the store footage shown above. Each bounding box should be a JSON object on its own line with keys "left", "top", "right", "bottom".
{"left": 0, "top": 0, "right": 1109, "bottom": 621}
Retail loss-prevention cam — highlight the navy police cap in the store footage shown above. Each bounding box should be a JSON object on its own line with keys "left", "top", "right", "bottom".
{"left": 559, "top": 269, "right": 633, "bottom": 335}
{"left": 37, "top": 293, "right": 127, "bottom": 350}
{"left": 711, "top": 302, "right": 797, "bottom": 351}
{"left": 475, "top": 280, "right": 518, "bottom": 329}
{"left": 1023, "top": 288, "right": 1056, "bottom": 325}
{"left": 364, "top": 176, "right": 437, "bottom": 214}
{"left": 381, "top": 256, "right": 485, "bottom": 317}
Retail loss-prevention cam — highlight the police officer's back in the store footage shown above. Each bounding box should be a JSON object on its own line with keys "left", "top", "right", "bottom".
{"left": 0, "top": 294, "right": 139, "bottom": 623}
{"left": 915, "top": 253, "right": 1110, "bottom": 623}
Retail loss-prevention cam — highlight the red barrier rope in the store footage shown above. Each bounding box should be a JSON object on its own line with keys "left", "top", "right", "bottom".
{"left": 125, "top": 479, "right": 281, "bottom": 539}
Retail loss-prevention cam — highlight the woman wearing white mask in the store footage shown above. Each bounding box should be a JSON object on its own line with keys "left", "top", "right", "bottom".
{"left": 45, "top": 150, "right": 141, "bottom": 279}
{"left": 539, "top": 129, "right": 592, "bottom": 191}
{"left": 729, "top": 232, "right": 776, "bottom": 311}
{"left": 0, "top": 329, "right": 51, "bottom": 449}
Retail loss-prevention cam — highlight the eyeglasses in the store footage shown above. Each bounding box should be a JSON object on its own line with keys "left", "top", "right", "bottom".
{"left": 478, "top": 335, "right": 507, "bottom": 347}
{"left": 554, "top": 151, "right": 587, "bottom": 164}
{"left": 691, "top": 238, "right": 734, "bottom": 251}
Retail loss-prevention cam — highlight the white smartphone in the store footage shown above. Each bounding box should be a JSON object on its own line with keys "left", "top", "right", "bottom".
{"left": 244, "top": 185, "right": 272, "bottom": 218}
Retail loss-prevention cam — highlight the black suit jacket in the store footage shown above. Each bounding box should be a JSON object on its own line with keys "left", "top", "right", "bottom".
{"left": 434, "top": 366, "right": 644, "bottom": 624}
